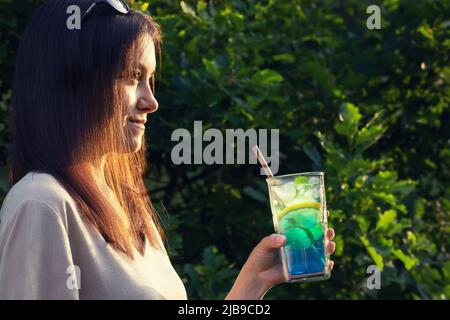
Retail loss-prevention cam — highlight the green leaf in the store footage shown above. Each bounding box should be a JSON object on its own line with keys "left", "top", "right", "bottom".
{"left": 273, "top": 53, "right": 295, "bottom": 63}
{"left": 196, "top": 0, "right": 207, "bottom": 12}
{"left": 376, "top": 209, "right": 397, "bottom": 230}
{"left": 360, "top": 235, "right": 384, "bottom": 271}
{"left": 406, "top": 231, "right": 417, "bottom": 245}
{"left": 386, "top": 219, "right": 412, "bottom": 236}
{"left": 390, "top": 180, "right": 416, "bottom": 195}
{"left": 373, "top": 171, "right": 398, "bottom": 189}
{"left": 202, "top": 58, "right": 220, "bottom": 80}
{"left": 250, "top": 69, "right": 283, "bottom": 86}
{"left": 357, "top": 216, "right": 370, "bottom": 232}
{"left": 335, "top": 103, "right": 362, "bottom": 138}
{"left": 180, "top": 1, "right": 198, "bottom": 19}
{"left": 355, "top": 123, "right": 386, "bottom": 152}
{"left": 373, "top": 192, "right": 396, "bottom": 205}
{"left": 140, "top": 2, "right": 149, "bottom": 12}
{"left": 339, "top": 102, "right": 361, "bottom": 124}
{"left": 414, "top": 234, "right": 437, "bottom": 253}
{"left": 392, "top": 249, "right": 418, "bottom": 270}
{"left": 334, "top": 235, "right": 344, "bottom": 256}
{"left": 417, "top": 25, "right": 434, "bottom": 41}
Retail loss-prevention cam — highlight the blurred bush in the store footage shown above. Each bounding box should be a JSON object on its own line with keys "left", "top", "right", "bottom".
{"left": 0, "top": 0, "right": 449, "bottom": 299}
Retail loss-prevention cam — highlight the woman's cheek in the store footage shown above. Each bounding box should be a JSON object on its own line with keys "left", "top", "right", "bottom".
{"left": 122, "top": 88, "right": 138, "bottom": 113}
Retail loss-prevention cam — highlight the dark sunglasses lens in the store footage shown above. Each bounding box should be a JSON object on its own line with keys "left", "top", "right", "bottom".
{"left": 107, "top": 0, "right": 129, "bottom": 14}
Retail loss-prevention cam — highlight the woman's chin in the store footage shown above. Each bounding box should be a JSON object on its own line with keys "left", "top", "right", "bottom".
{"left": 129, "top": 139, "right": 143, "bottom": 153}
{"left": 116, "top": 138, "right": 143, "bottom": 154}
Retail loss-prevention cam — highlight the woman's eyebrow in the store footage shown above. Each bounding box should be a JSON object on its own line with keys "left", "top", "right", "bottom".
{"left": 137, "top": 63, "right": 155, "bottom": 75}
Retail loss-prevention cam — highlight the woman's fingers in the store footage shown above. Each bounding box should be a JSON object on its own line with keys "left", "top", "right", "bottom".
{"left": 326, "top": 228, "right": 335, "bottom": 241}
{"left": 326, "top": 241, "right": 336, "bottom": 255}
{"left": 326, "top": 211, "right": 336, "bottom": 271}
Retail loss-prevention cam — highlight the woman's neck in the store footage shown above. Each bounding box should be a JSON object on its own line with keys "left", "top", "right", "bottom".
{"left": 87, "top": 155, "right": 108, "bottom": 190}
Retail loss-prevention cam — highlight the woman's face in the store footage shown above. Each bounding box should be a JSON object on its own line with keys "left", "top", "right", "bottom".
{"left": 120, "top": 38, "right": 158, "bottom": 153}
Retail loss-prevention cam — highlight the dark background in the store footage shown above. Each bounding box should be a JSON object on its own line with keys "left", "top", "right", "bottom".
{"left": 0, "top": 0, "right": 449, "bottom": 299}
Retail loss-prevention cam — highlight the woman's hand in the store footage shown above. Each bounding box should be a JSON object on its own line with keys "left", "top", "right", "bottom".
{"left": 225, "top": 211, "right": 336, "bottom": 300}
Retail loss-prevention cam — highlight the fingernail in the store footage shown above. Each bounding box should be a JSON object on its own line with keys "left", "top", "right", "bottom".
{"left": 275, "top": 234, "right": 286, "bottom": 244}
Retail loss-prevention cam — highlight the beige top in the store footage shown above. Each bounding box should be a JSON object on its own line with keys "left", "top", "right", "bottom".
{"left": 0, "top": 171, "right": 187, "bottom": 300}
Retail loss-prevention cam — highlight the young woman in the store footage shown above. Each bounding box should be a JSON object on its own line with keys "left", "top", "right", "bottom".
{"left": 0, "top": 0, "right": 336, "bottom": 299}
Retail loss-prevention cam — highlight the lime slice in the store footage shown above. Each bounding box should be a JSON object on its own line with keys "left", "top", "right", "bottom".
{"left": 283, "top": 224, "right": 324, "bottom": 249}
{"left": 277, "top": 204, "right": 323, "bottom": 250}
{"left": 277, "top": 201, "right": 320, "bottom": 221}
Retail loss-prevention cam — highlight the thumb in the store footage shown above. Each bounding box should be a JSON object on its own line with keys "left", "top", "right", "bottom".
{"left": 256, "top": 234, "right": 286, "bottom": 253}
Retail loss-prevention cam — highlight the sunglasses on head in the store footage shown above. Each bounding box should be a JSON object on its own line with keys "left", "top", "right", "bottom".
{"left": 81, "top": 0, "right": 130, "bottom": 23}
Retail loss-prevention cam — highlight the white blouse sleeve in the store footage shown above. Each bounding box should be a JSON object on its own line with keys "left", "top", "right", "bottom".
{"left": 0, "top": 198, "right": 80, "bottom": 299}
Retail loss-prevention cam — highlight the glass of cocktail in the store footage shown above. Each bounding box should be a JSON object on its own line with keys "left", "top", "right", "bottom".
{"left": 266, "top": 172, "right": 330, "bottom": 282}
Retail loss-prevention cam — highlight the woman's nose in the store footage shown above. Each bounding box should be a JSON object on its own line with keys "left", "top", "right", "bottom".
{"left": 138, "top": 88, "right": 158, "bottom": 113}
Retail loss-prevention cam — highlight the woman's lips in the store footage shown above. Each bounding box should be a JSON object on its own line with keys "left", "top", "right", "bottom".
{"left": 128, "top": 119, "right": 145, "bottom": 130}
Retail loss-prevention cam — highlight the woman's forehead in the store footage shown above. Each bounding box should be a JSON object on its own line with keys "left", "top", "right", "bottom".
{"left": 133, "top": 36, "right": 156, "bottom": 71}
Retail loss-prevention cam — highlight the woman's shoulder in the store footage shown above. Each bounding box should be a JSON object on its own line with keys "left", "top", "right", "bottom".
{"left": 0, "top": 171, "right": 77, "bottom": 227}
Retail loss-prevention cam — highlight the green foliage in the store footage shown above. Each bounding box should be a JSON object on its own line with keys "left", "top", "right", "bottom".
{"left": 0, "top": 0, "right": 449, "bottom": 299}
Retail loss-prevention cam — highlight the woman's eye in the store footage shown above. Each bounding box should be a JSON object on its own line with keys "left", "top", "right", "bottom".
{"left": 132, "top": 71, "right": 141, "bottom": 80}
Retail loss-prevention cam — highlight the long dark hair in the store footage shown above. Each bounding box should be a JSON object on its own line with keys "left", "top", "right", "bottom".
{"left": 9, "top": 0, "right": 164, "bottom": 259}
